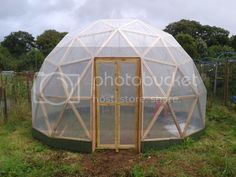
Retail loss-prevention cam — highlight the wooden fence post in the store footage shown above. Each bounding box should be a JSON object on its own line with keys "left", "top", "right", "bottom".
{"left": 3, "top": 87, "right": 8, "bottom": 122}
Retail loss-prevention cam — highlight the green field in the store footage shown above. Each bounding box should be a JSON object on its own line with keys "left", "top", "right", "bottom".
{"left": 0, "top": 100, "right": 236, "bottom": 177}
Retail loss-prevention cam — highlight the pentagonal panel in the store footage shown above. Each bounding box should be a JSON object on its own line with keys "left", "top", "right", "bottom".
{"left": 146, "top": 61, "right": 176, "bottom": 94}
{"left": 144, "top": 39, "right": 175, "bottom": 64}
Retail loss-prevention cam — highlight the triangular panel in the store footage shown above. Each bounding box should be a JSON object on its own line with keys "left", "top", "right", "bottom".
{"left": 142, "top": 65, "right": 164, "bottom": 97}
{"left": 72, "top": 64, "right": 92, "bottom": 97}
{"left": 55, "top": 104, "right": 88, "bottom": 139}
{"left": 80, "top": 21, "right": 114, "bottom": 36}
{"left": 122, "top": 21, "right": 155, "bottom": 35}
{"left": 146, "top": 61, "right": 176, "bottom": 94}
{"left": 79, "top": 32, "right": 112, "bottom": 55}
{"left": 186, "top": 104, "right": 203, "bottom": 135}
{"left": 33, "top": 104, "right": 48, "bottom": 134}
{"left": 97, "top": 32, "right": 138, "bottom": 57}
{"left": 145, "top": 39, "right": 175, "bottom": 64}
{"left": 61, "top": 61, "right": 89, "bottom": 84}
{"left": 43, "top": 98, "right": 66, "bottom": 128}
{"left": 42, "top": 69, "right": 67, "bottom": 98}
{"left": 145, "top": 105, "right": 179, "bottom": 139}
{"left": 60, "top": 39, "right": 91, "bottom": 64}
{"left": 123, "top": 31, "right": 158, "bottom": 55}
{"left": 170, "top": 69, "right": 195, "bottom": 97}
{"left": 170, "top": 97, "right": 196, "bottom": 132}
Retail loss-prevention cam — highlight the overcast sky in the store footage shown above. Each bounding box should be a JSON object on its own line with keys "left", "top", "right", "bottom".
{"left": 0, "top": 0, "right": 235, "bottom": 41}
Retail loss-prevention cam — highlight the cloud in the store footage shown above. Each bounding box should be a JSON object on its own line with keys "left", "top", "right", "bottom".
{"left": 0, "top": 0, "right": 235, "bottom": 41}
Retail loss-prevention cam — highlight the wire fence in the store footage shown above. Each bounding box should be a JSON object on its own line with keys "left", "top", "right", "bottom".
{"left": 0, "top": 72, "right": 34, "bottom": 121}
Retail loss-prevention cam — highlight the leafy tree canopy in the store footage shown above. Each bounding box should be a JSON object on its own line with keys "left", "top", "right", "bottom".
{"left": 176, "top": 33, "right": 198, "bottom": 59}
{"left": 1, "top": 31, "right": 35, "bottom": 57}
{"left": 164, "top": 19, "right": 230, "bottom": 47}
{"left": 36, "top": 30, "right": 67, "bottom": 56}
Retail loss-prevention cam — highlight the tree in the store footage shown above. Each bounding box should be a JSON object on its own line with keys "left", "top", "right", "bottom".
{"left": 230, "top": 35, "right": 236, "bottom": 50}
{"left": 176, "top": 33, "right": 198, "bottom": 59}
{"left": 0, "top": 45, "right": 16, "bottom": 70}
{"left": 17, "top": 49, "right": 44, "bottom": 71}
{"left": 164, "top": 19, "right": 202, "bottom": 39}
{"left": 196, "top": 38, "right": 208, "bottom": 58}
{"left": 36, "top": 30, "right": 67, "bottom": 56}
{"left": 200, "top": 25, "right": 230, "bottom": 46}
{"left": 164, "top": 19, "right": 230, "bottom": 47}
{"left": 1, "top": 31, "right": 35, "bottom": 57}
{"left": 207, "top": 45, "right": 234, "bottom": 58}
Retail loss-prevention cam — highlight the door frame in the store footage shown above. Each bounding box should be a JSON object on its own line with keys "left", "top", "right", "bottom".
{"left": 93, "top": 57, "right": 142, "bottom": 152}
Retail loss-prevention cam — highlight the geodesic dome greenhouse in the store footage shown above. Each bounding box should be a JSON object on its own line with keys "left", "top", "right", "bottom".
{"left": 32, "top": 19, "right": 207, "bottom": 153}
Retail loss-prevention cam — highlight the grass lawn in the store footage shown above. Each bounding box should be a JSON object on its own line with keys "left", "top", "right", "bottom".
{"left": 0, "top": 101, "right": 236, "bottom": 177}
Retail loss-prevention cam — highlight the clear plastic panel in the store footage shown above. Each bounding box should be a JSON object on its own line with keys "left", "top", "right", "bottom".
{"left": 120, "top": 106, "right": 136, "bottom": 145}
{"left": 79, "top": 21, "right": 114, "bottom": 36}
{"left": 143, "top": 99, "right": 169, "bottom": 132}
{"left": 146, "top": 61, "right": 176, "bottom": 94}
{"left": 73, "top": 64, "right": 92, "bottom": 97}
{"left": 61, "top": 61, "right": 89, "bottom": 84}
{"left": 79, "top": 32, "right": 112, "bottom": 55}
{"left": 123, "top": 21, "right": 155, "bottom": 35}
{"left": 43, "top": 97, "right": 66, "bottom": 128}
{"left": 145, "top": 104, "right": 179, "bottom": 139}
{"left": 120, "top": 63, "right": 137, "bottom": 102}
{"left": 55, "top": 104, "right": 88, "bottom": 139}
{"left": 186, "top": 104, "right": 203, "bottom": 135}
{"left": 34, "top": 61, "right": 57, "bottom": 94}
{"left": 105, "top": 19, "right": 134, "bottom": 28}
{"left": 193, "top": 65, "right": 207, "bottom": 94}
{"left": 122, "top": 31, "right": 157, "bottom": 55}
{"left": 42, "top": 70, "right": 67, "bottom": 98}
{"left": 96, "top": 63, "right": 115, "bottom": 103}
{"left": 144, "top": 39, "right": 175, "bottom": 64}
{"left": 74, "top": 100, "right": 91, "bottom": 132}
{"left": 142, "top": 65, "right": 164, "bottom": 97}
{"left": 170, "top": 98, "right": 195, "bottom": 132}
{"left": 99, "top": 106, "right": 115, "bottom": 144}
{"left": 171, "top": 70, "right": 195, "bottom": 96}
{"left": 97, "top": 32, "right": 138, "bottom": 57}
{"left": 60, "top": 39, "right": 91, "bottom": 64}
{"left": 46, "top": 45, "right": 70, "bottom": 64}
{"left": 199, "top": 94, "right": 207, "bottom": 123}
{"left": 33, "top": 104, "right": 48, "bottom": 134}
{"left": 168, "top": 46, "right": 191, "bottom": 65}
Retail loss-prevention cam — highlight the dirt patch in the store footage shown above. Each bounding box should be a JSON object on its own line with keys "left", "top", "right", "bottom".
{"left": 81, "top": 150, "right": 141, "bottom": 177}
